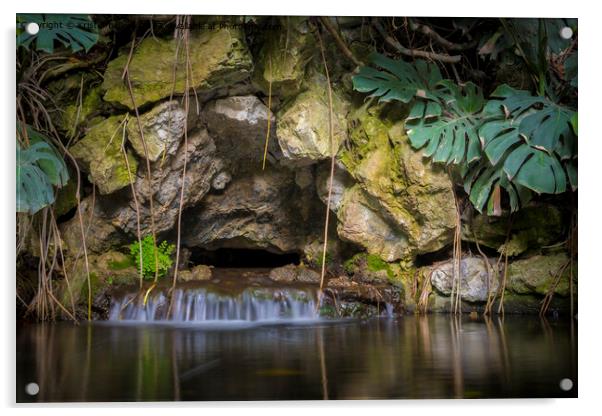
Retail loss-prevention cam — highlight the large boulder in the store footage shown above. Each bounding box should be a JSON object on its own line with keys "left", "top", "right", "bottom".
{"left": 61, "top": 128, "right": 224, "bottom": 253}
{"left": 203, "top": 95, "right": 280, "bottom": 167}
{"left": 430, "top": 256, "right": 499, "bottom": 303}
{"left": 103, "top": 28, "right": 253, "bottom": 109}
{"left": 111, "top": 128, "right": 224, "bottom": 235}
{"left": 69, "top": 115, "right": 139, "bottom": 195}
{"left": 508, "top": 252, "right": 573, "bottom": 296}
{"left": 253, "top": 17, "right": 314, "bottom": 98}
{"left": 462, "top": 203, "right": 566, "bottom": 256}
{"left": 57, "top": 250, "right": 139, "bottom": 319}
{"left": 276, "top": 73, "right": 349, "bottom": 165}
{"left": 126, "top": 100, "right": 187, "bottom": 162}
{"left": 181, "top": 167, "right": 313, "bottom": 253}
{"left": 336, "top": 107, "right": 456, "bottom": 260}
{"left": 336, "top": 185, "right": 411, "bottom": 261}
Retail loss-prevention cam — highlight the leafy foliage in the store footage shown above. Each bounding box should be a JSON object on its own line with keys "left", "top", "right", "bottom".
{"left": 16, "top": 125, "right": 69, "bottom": 214}
{"left": 129, "top": 235, "right": 175, "bottom": 280}
{"left": 352, "top": 52, "right": 577, "bottom": 216}
{"left": 16, "top": 14, "right": 98, "bottom": 53}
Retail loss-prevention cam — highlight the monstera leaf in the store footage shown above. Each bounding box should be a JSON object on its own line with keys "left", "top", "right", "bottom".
{"left": 17, "top": 125, "right": 69, "bottom": 214}
{"left": 464, "top": 160, "right": 532, "bottom": 215}
{"left": 352, "top": 53, "right": 443, "bottom": 103}
{"left": 16, "top": 14, "right": 98, "bottom": 53}
{"left": 352, "top": 55, "right": 577, "bottom": 216}
{"left": 485, "top": 84, "right": 576, "bottom": 154}
{"left": 407, "top": 81, "right": 485, "bottom": 165}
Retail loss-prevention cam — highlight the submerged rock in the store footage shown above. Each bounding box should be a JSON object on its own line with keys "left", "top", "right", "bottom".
{"left": 276, "top": 73, "right": 349, "bottom": 165}
{"left": 126, "top": 100, "right": 187, "bottom": 162}
{"left": 103, "top": 28, "right": 253, "bottom": 109}
{"left": 253, "top": 17, "right": 315, "bottom": 98}
{"left": 508, "top": 252, "right": 573, "bottom": 296}
{"left": 69, "top": 115, "right": 138, "bottom": 195}
{"left": 430, "top": 256, "right": 499, "bottom": 303}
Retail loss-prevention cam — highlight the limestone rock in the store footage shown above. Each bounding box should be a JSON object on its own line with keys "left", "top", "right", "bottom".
{"left": 430, "top": 256, "right": 499, "bottom": 303}
{"left": 212, "top": 171, "right": 231, "bottom": 190}
{"left": 57, "top": 250, "right": 139, "bottom": 319}
{"left": 462, "top": 204, "right": 565, "bottom": 256}
{"left": 181, "top": 168, "right": 308, "bottom": 253}
{"left": 338, "top": 107, "right": 455, "bottom": 259}
{"left": 114, "top": 128, "right": 224, "bottom": 235}
{"left": 508, "top": 253, "right": 573, "bottom": 296}
{"left": 179, "top": 265, "right": 212, "bottom": 282}
{"left": 276, "top": 73, "right": 349, "bottom": 165}
{"left": 336, "top": 185, "right": 410, "bottom": 262}
{"left": 268, "top": 264, "right": 297, "bottom": 282}
{"left": 61, "top": 128, "right": 223, "bottom": 253}
{"left": 69, "top": 116, "right": 138, "bottom": 195}
{"left": 269, "top": 264, "right": 320, "bottom": 283}
{"left": 103, "top": 28, "right": 253, "bottom": 109}
{"left": 203, "top": 95, "right": 280, "bottom": 167}
{"left": 126, "top": 100, "right": 187, "bottom": 162}
{"left": 315, "top": 160, "right": 355, "bottom": 213}
{"left": 253, "top": 17, "right": 314, "bottom": 97}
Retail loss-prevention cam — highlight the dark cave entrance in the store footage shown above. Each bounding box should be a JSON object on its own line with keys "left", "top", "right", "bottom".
{"left": 189, "top": 247, "right": 301, "bottom": 268}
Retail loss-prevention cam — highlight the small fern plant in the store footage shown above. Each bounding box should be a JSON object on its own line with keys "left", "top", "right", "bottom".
{"left": 129, "top": 235, "right": 175, "bottom": 280}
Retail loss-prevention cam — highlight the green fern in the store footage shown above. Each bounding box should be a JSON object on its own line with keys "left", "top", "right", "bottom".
{"left": 129, "top": 235, "right": 175, "bottom": 280}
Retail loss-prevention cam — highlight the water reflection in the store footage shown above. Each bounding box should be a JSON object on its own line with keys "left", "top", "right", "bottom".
{"left": 16, "top": 316, "right": 577, "bottom": 402}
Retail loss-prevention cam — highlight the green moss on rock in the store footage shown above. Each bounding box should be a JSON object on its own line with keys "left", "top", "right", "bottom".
{"left": 508, "top": 252, "right": 574, "bottom": 297}
{"left": 102, "top": 28, "right": 253, "bottom": 109}
{"left": 253, "top": 17, "right": 315, "bottom": 97}
{"left": 61, "top": 86, "right": 105, "bottom": 136}
{"left": 69, "top": 115, "right": 138, "bottom": 195}
{"left": 337, "top": 106, "right": 455, "bottom": 259}
{"left": 462, "top": 204, "right": 565, "bottom": 256}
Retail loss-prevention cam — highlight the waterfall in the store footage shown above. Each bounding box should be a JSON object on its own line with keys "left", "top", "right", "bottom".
{"left": 109, "top": 287, "right": 320, "bottom": 322}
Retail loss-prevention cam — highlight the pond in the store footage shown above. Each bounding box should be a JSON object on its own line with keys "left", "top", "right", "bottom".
{"left": 16, "top": 315, "right": 576, "bottom": 401}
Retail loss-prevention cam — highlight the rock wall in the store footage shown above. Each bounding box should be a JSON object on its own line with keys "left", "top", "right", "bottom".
{"left": 38, "top": 17, "right": 575, "bottom": 318}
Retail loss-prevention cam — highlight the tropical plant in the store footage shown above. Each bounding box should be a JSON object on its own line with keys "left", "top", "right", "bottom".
{"left": 16, "top": 124, "right": 69, "bottom": 214}
{"left": 352, "top": 52, "right": 577, "bottom": 215}
{"left": 129, "top": 235, "right": 175, "bottom": 280}
{"left": 16, "top": 14, "right": 99, "bottom": 53}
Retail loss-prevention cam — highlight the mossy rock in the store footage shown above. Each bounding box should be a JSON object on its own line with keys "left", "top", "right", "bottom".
{"left": 125, "top": 100, "right": 186, "bottom": 162}
{"left": 60, "top": 85, "right": 106, "bottom": 136}
{"left": 102, "top": 28, "right": 253, "bottom": 109}
{"left": 60, "top": 251, "right": 139, "bottom": 311}
{"left": 253, "top": 17, "right": 315, "bottom": 98}
{"left": 276, "top": 72, "right": 349, "bottom": 165}
{"left": 69, "top": 115, "right": 138, "bottom": 195}
{"left": 508, "top": 252, "right": 575, "bottom": 296}
{"left": 339, "top": 105, "right": 456, "bottom": 258}
{"left": 462, "top": 203, "right": 566, "bottom": 256}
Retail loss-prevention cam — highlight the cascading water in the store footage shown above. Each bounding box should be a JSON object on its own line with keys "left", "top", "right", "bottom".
{"left": 109, "top": 286, "right": 320, "bottom": 323}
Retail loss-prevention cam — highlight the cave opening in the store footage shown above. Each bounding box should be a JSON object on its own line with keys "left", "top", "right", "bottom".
{"left": 189, "top": 247, "right": 301, "bottom": 268}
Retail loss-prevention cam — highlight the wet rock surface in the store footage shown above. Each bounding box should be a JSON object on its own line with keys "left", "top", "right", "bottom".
{"left": 430, "top": 256, "right": 499, "bottom": 303}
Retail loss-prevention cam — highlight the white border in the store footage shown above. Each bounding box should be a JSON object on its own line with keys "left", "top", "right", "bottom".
{"left": 2, "top": 1, "right": 600, "bottom": 414}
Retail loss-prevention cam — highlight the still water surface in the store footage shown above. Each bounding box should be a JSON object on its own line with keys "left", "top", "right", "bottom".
{"left": 17, "top": 316, "right": 577, "bottom": 401}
